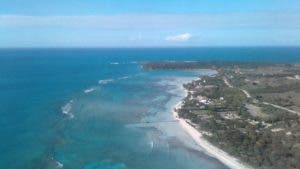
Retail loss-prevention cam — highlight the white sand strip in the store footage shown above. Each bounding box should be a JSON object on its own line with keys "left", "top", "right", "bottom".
{"left": 173, "top": 87, "right": 253, "bottom": 169}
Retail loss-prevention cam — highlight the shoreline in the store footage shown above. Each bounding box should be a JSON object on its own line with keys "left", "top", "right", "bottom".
{"left": 172, "top": 81, "right": 253, "bottom": 169}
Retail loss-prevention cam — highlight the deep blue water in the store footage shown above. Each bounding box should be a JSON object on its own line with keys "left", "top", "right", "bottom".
{"left": 0, "top": 48, "right": 300, "bottom": 169}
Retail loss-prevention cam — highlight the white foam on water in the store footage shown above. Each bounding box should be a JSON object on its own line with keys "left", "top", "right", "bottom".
{"left": 98, "top": 75, "right": 131, "bottom": 85}
{"left": 55, "top": 160, "right": 64, "bottom": 168}
{"left": 118, "top": 76, "right": 131, "bottom": 80}
{"left": 98, "top": 79, "right": 114, "bottom": 84}
{"left": 51, "top": 157, "right": 64, "bottom": 168}
{"left": 61, "top": 100, "right": 74, "bottom": 118}
{"left": 110, "top": 62, "right": 119, "bottom": 65}
{"left": 84, "top": 87, "right": 96, "bottom": 93}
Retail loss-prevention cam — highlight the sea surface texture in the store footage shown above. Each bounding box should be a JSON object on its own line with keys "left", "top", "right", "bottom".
{"left": 0, "top": 48, "right": 300, "bottom": 169}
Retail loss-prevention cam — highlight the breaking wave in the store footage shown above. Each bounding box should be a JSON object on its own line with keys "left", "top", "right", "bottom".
{"left": 99, "top": 75, "right": 132, "bottom": 84}
{"left": 61, "top": 100, "right": 74, "bottom": 118}
{"left": 55, "top": 160, "right": 63, "bottom": 168}
{"left": 118, "top": 76, "right": 131, "bottom": 80}
{"left": 84, "top": 87, "right": 96, "bottom": 93}
{"left": 98, "top": 79, "right": 114, "bottom": 84}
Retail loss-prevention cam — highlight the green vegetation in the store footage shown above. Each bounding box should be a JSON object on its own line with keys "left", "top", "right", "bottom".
{"left": 144, "top": 61, "right": 300, "bottom": 169}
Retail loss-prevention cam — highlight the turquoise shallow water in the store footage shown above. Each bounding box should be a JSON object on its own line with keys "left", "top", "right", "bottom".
{"left": 0, "top": 48, "right": 300, "bottom": 169}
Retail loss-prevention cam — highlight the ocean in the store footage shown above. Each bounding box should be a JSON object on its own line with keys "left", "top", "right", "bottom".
{"left": 1, "top": 47, "right": 300, "bottom": 169}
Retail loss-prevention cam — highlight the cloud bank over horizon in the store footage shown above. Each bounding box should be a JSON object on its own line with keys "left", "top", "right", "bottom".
{"left": 0, "top": 0, "right": 300, "bottom": 47}
{"left": 1, "top": 13, "right": 299, "bottom": 29}
{"left": 165, "top": 33, "right": 192, "bottom": 42}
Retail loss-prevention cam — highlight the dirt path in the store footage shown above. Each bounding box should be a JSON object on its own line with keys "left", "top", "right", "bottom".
{"left": 262, "top": 102, "right": 300, "bottom": 116}
{"left": 240, "top": 89, "right": 251, "bottom": 98}
{"left": 223, "top": 75, "right": 300, "bottom": 116}
{"left": 223, "top": 77, "right": 233, "bottom": 88}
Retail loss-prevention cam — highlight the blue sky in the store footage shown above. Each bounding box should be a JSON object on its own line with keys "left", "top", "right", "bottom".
{"left": 0, "top": 0, "right": 300, "bottom": 47}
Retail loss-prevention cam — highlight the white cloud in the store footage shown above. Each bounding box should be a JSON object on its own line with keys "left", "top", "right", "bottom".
{"left": 165, "top": 33, "right": 192, "bottom": 42}
{"left": 0, "top": 13, "right": 299, "bottom": 30}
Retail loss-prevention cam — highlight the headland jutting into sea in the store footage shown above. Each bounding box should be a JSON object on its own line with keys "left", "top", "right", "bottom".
{"left": 143, "top": 61, "right": 300, "bottom": 169}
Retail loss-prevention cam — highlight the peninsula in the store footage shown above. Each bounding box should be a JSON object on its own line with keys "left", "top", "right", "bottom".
{"left": 143, "top": 61, "right": 300, "bottom": 169}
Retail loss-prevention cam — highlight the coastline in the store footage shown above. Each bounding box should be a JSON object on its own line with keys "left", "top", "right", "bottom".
{"left": 172, "top": 80, "right": 253, "bottom": 169}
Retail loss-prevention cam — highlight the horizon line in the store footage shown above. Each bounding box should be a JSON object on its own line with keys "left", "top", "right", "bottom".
{"left": 1, "top": 45, "right": 300, "bottom": 49}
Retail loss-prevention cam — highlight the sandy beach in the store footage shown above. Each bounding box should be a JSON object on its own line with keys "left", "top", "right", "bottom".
{"left": 173, "top": 85, "right": 253, "bottom": 169}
